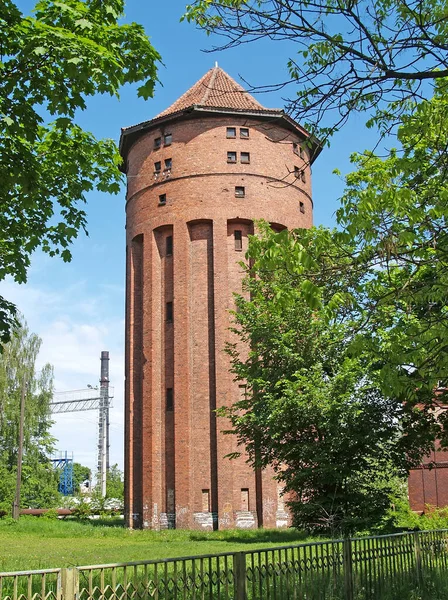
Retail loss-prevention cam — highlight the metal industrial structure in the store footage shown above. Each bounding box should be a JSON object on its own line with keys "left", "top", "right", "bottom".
{"left": 51, "top": 451, "right": 74, "bottom": 496}
{"left": 49, "top": 351, "right": 113, "bottom": 496}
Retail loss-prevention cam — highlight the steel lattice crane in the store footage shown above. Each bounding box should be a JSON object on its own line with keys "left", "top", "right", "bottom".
{"left": 49, "top": 351, "right": 113, "bottom": 497}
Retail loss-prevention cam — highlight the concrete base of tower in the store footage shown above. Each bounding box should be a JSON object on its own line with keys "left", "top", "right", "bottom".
{"left": 126, "top": 501, "right": 292, "bottom": 530}
{"left": 275, "top": 509, "right": 290, "bottom": 528}
{"left": 193, "top": 512, "right": 215, "bottom": 530}
{"left": 159, "top": 513, "right": 176, "bottom": 529}
{"left": 235, "top": 511, "right": 257, "bottom": 529}
{"left": 125, "top": 511, "right": 143, "bottom": 529}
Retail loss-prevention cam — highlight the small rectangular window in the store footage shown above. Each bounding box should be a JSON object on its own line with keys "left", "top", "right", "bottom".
{"left": 154, "top": 137, "right": 162, "bottom": 149}
{"left": 299, "top": 146, "right": 305, "bottom": 159}
{"left": 202, "top": 489, "right": 210, "bottom": 512}
{"left": 164, "top": 158, "right": 172, "bottom": 170}
{"left": 293, "top": 142, "right": 299, "bottom": 155}
{"left": 234, "top": 230, "right": 243, "bottom": 251}
{"left": 299, "top": 201, "right": 305, "bottom": 214}
{"left": 166, "top": 388, "right": 173, "bottom": 411}
{"left": 240, "top": 152, "right": 250, "bottom": 164}
{"left": 240, "top": 128, "right": 249, "bottom": 138}
{"left": 226, "top": 127, "right": 236, "bottom": 138}
{"left": 164, "top": 133, "right": 172, "bottom": 146}
{"left": 301, "top": 170, "right": 306, "bottom": 183}
{"left": 227, "top": 151, "right": 237, "bottom": 163}
{"left": 294, "top": 166, "right": 300, "bottom": 179}
{"left": 235, "top": 186, "right": 245, "bottom": 198}
{"left": 159, "top": 194, "right": 167, "bottom": 205}
{"left": 241, "top": 488, "right": 249, "bottom": 511}
{"left": 154, "top": 161, "right": 161, "bottom": 173}
{"left": 166, "top": 301, "right": 173, "bottom": 322}
{"left": 166, "top": 235, "right": 173, "bottom": 256}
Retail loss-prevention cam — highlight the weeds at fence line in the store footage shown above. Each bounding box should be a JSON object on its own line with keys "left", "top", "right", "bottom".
{"left": 1, "top": 530, "right": 448, "bottom": 600}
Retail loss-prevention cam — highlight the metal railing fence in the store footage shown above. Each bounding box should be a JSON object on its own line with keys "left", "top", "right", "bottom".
{"left": 2, "top": 529, "right": 448, "bottom": 600}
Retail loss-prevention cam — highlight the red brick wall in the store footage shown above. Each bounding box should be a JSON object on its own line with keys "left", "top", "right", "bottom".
{"left": 125, "top": 114, "right": 312, "bottom": 529}
{"left": 409, "top": 443, "right": 448, "bottom": 513}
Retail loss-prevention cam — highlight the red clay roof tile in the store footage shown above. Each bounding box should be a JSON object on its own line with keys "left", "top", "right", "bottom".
{"left": 156, "top": 66, "right": 266, "bottom": 118}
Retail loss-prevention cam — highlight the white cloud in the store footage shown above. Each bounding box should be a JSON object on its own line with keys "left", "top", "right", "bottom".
{"left": 2, "top": 277, "right": 125, "bottom": 476}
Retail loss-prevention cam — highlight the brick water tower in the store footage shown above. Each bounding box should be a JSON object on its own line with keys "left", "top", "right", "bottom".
{"left": 120, "top": 65, "right": 320, "bottom": 529}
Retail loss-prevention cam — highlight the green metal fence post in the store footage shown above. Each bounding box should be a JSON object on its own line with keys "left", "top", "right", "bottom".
{"left": 58, "top": 568, "right": 79, "bottom": 600}
{"left": 233, "top": 552, "right": 247, "bottom": 600}
{"left": 343, "top": 539, "right": 354, "bottom": 600}
{"left": 414, "top": 531, "right": 423, "bottom": 589}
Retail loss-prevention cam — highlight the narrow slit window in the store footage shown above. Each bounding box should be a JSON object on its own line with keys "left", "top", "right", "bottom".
{"left": 154, "top": 161, "right": 161, "bottom": 174}
{"left": 159, "top": 194, "right": 167, "bottom": 205}
{"left": 293, "top": 142, "right": 299, "bottom": 155}
{"left": 154, "top": 137, "right": 162, "bottom": 149}
{"left": 235, "top": 186, "right": 245, "bottom": 198}
{"left": 164, "top": 158, "right": 172, "bottom": 170}
{"left": 299, "top": 146, "right": 305, "bottom": 159}
{"left": 166, "top": 388, "right": 173, "bottom": 411}
{"left": 166, "top": 301, "right": 173, "bottom": 322}
{"left": 240, "top": 127, "right": 249, "bottom": 139}
{"left": 166, "top": 235, "right": 173, "bottom": 256}
{"left": 294, "top": 166, "right": 300, "bottom": 178}
{"left": 227, "top": 151, "right": 237, "bottom": 163}
{"left": 226, "top": 127, "right": 236, "bottom": 138}
{"left": 202, "top": 489, "right": 210, "bottom": 512}
{"left": 241, "top": 488, "right": 249, "bottom": 511}
{"left": 240, "top": 152, "right": 250, "bottom": 164}
{"left": 301, "top": 170, "right": 306, "bottom": 183}
{"left": 299, "top": 201, "right": 305, "bottom": 214}
{"left": 164, "top": 133, "right": 172, "bottom": 146}
{"left": 234, "top": 230, "right": 243, "bottom": 251}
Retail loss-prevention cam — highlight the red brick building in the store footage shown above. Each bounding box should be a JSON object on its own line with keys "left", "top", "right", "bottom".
{"left": 409, "top": 444, "right": 448, "bottom": 513}
{"left": 408, "top": 402, "right": 448, "bottom": 513}
{"left": 120, "top": 66, "right": 320, "bottom": 529}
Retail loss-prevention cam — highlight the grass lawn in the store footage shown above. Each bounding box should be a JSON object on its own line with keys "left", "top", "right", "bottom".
{"left": 0, "top": 517, "right": 311, "bottom": 573}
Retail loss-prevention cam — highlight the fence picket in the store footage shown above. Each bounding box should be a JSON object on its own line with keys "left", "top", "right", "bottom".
{"left": 4, "top": 530, "right": 448, "bottom": 600}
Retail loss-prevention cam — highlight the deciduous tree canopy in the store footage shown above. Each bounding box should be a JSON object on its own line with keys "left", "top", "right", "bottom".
{"left": 0, "top": 318, "right": 58, "bottom": 511}
{"left": 0, "top": 0, "right": 160, "bottom": 342}
{"left": 225, "top": 225, "right": 438, "bottom": 533}
{"left": 185, "top": 0, "right": 448, "bottom": 140}
{"left": 188, "top": 0, "right": 448, "bottom": 528}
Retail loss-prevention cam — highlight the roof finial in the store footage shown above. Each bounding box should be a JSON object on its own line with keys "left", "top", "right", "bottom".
{"left": 215, "top": 61, "right": 218, "bottom": 68}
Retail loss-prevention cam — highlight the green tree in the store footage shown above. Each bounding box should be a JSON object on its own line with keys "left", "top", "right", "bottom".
{"left": 223, "top": 225, "right": 436, "bottom": 534}
{"left": 335, "top": 82, "right": 448, "bottom": 421}
{"left": 0, "top": 318, "right": 59, "bottom": 511}
{"left": 185, "top": 0, "right": 448, "bottom": 140}
{"left": 106, "top": 463, "right": 123, "bottom": 500}
{"left": 0, "top": 0, "right": 160, "bottom": 343}
{"left": 186, "top": 0, "right": 448, "bottom": 525}
{"left": 72, "top": 462, "right": 91, "bottom": 493}
{"left": 187, "top": 0, "right": 448, "bottom": 436}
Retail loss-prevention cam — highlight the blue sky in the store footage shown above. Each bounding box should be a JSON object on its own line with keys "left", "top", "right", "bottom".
{"left": 5, "top": 0, "right": 379, "bottom": 476}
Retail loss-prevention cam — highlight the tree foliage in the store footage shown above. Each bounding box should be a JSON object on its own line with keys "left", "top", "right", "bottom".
{"left": 106, "top": 463, "right": 124, "bottom": 501}
{"left": 187, "top": 0, "right": 448, "bottom": 526}
{"left": 0, "top": 0, "right": 160, "bottom": 342}
{"left": 247, "top": 85, "right": 448, "bottom": 411}
{"left": 224, "top": 225, "right": 437, "bottom": 533}
{"left": 0, "top": 318, "right": 59, "bottom": 510}
{"left": 335, "top": 82, "right": 448, "bottom": 409}
{"left": 185, "top": 0, "right": 448, "bottom": 140}
{"left": 72, "top": 462, "right": 91, "bottom": 493}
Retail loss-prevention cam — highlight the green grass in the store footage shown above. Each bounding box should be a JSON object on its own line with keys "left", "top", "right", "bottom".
{"left": 0, "top": 517, "right": 311, "bottom": 572}
{"left": 2, "top": 521, "right": 448, "bottom": 599}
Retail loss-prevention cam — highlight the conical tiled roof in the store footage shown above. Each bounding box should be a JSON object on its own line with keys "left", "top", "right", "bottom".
{"left": 120, "top": 66, "right": 322, "bottom": 167}
{"left": 156, "top": 66, "right": 266, "bottom": 118}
